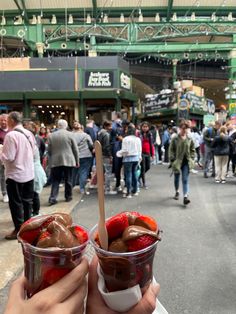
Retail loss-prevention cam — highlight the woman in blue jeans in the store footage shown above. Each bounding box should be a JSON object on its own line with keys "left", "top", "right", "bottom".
{"left": 117, "top": 124, "right": 142, "bottom": 198}
{"left": 72, "top": 122, "right": 93, "bottom": 194}
{"left": 169, "top": 120, "right": 195, "bottom": 205}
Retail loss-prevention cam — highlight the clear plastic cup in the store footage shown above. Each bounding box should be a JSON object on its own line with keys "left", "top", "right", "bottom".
{"left": 18, "top": 224, "right": 88, "bottom": 298}
{"left": 89, "top": 223, "right": 159, "bottom": 293}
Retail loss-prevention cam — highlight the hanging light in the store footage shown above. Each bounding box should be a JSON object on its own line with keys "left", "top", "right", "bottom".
{"left": 191, "top": 12, "right": 196, "bottom": 21}
{"left": 14, "top": 15, "right": 23, "bottom": 25}
{"left": 228, "top": 12, "right": 233, "bottom": 21}
{"left": 211, "top": 12, "right": 216, "bottom": 22}
{"left": 172, "top": 13, "right": 177, "bottom": 21}
{"left": 103, "top": 14, "right": 108, "bottom": 23}
{"left": 138, "top": 10, "right": 143, "bottom": 22}
{"left": 120, "top": 13, "right": 125, "bottom": 23}
{"left": 155, "top": 13, "right": 160, "bottom": 22}
{"left": 31, "top": 15, "right": 37, "bottom": 24}
{"left": 86, "top": 14, "right": 91, "bottom": 23}
{"left": 37, "top": 15, "right": 42, "bottom": 24}
{"left": 51, "top": 14, "right": 57, "bottom": 24}
{"left": 68, "top": 14, "right": 73, "bottom": 24}
{"left": 1, "top": 15, "right": 6, "bottom": 25}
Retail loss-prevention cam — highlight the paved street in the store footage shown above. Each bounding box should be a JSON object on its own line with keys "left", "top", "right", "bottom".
{"left": 1, "top": 165, "right": 236, "bottom": 313}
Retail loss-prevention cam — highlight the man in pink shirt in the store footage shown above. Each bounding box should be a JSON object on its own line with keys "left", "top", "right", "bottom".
{"left": 0, "top": 114, "right": 9, "bottom": 203}
{"left": 0, "top": 112, "right": 35, "bottom": 240}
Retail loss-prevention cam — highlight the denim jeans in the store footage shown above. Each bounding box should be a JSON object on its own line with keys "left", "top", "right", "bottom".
{"left": 72, "top": 157, "right": 92, "bottom": 191}
{"left": 124, "top": 161, "right": 138, "bottom": 195}
{"left": 174, "top": 163, "right": 189, "bottom": 196}
{"left": 104, "top": 157, "right": 113, "bottom": 191}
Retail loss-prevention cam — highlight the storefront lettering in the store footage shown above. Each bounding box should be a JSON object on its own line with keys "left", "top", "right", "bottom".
{"left": 86, "top": 71, "right": 113, "bottom": 88}
{"left": 120, "top": 72, "right": 131, "bottom": 90}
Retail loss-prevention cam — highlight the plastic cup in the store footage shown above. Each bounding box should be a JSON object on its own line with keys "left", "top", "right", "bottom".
{"left": 89, "top": 223, "right": 159, "bottom": 293}
{"left": 18, "top": 223, "right": 88, "bottom": 298}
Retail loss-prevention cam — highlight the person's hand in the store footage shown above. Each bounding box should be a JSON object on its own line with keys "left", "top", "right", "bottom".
{"left": 86, "top": 256, "right": 160, "bottom": 314}
{"left": 4, "top": 258, "right": 89, "bottom": 314}
{"left": 76, "top": 163, "right": 80, "bottom": 168}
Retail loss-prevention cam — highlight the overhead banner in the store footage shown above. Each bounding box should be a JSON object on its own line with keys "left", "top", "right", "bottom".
{"left": 85, "top": 71, "right": 114, "bottom": 88}
{"left": 143, "top": 91, "right": 176, "bottom": 114}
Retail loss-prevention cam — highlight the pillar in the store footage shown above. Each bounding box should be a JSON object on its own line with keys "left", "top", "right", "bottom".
{"left": 79, "top": 97, "right": 86, "bottom": 126}
{"left": 23, "top": 96, "right": 30, "bottom": 118}
{"left": 36, "top": 42, "right": 44, "bottom": 58}
{"left": 172, "top": 59, "right": 178, "bottom": 85}
{"left": 228, "top": 46, "right": 236, "bottom": 118}
{"left": 115, "top": 96, "right": 122, "bottom": 112}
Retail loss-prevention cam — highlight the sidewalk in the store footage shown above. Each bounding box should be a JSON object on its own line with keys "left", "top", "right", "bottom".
{"left": 0, "top": 186, "right": 82, "bottom": 291}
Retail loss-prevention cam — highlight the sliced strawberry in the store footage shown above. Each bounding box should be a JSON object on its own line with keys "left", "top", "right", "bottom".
{"left": 106, "top": 213, "right": 129, "bottom": 240}
{"left": 70, "top": 226, "right": 88, "bottom": 244}
{"left": 134, "top": 215, "right": 158, "bottom": 232}
{"left": 44, "top": 267, "right": 70, "bottom": 285}
{"left": 37, "top": 230, "right": 51, "bottom": 246}
{"left": 126, "top": 235, "right": 157, "bottom": 252}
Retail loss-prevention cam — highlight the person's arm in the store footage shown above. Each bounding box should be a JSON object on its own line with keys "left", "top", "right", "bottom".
{"left": 71, "top": 136, "right": 80, "bottom": 166}
{"left": 168, "top": 137, "right": 176, "bottom": 163}
{"left": 190, "top": 139, "right": 195, "bottom": 160}
{"left": 1, "top": 135, "right": 17, "bottom": 163}
{"left": 4, "top": 258, "right": 88, "bottom": 314}
{"left": 86, "top": 256, "right": 160, "bottom": 314}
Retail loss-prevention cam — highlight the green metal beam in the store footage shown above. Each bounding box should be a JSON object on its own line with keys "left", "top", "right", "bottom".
{"left": 20, "top": 0, "right": 29, "bottom": 23}
{"left": 92, "top": 0, "right": 98, "bottom": 21}
{"left": 13, "top": 0, "right": 22, "bottom": 12}
{"left": 167, "top": 0, "right": 174, "bottom": 21}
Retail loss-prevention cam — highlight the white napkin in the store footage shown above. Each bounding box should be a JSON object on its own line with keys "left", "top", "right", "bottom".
{"left": 97, "top": 265, "right": 168, "bottom": 313}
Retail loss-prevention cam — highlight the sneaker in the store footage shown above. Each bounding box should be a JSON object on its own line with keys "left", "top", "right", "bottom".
{"left": 105, "top": 190, "right": 117, "bottom": 195}
{"left": 221, "top": 180, "right": 226, "bottom": 184}
{"left": 132, "top": 192, "right": 139, "bottom": 196}
{"left": 85, "top": 190, "right": 90, "bottom": 195}
{"left": 226, "top": 173, "right": 230, "bottom": 178}
{"left": 48, "top": 199, "right": 58, "bottom": 206}
{"left": 215, "top": 180, "right": 220, "bottom": 183}
{"left": 122, "top": 187, "right": 127, "bottom": 195}
{"left": 191, "top": 169, "right": 198, "bottom": 174}
{"left": 80, "top": 189, "right": 85, "bottom": 194}
{"left": 116, "top": 186, "right": 123, "bottom": 192}
{"left": 126, "top": 194, "right": 132, "bottom": 199}
{"left": 173, "top": 191, "right": 179, "bottom": 200}
{"left": 3, "top": 194, "right": 9, "bottom": 203}
{"left": 143, "top": 185, "right": 149, "bottom": 190}
{"left": 183, "top": 197, "right": 190, "bottom": 205}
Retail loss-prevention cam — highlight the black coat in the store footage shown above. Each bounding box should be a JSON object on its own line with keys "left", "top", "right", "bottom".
{"left": 212, "top": 135, "right": 230, "bottom": 156}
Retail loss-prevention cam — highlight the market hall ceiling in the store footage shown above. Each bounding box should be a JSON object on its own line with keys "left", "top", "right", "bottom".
{"left": 2, "top": 0, "right": 236, "bottom": 16}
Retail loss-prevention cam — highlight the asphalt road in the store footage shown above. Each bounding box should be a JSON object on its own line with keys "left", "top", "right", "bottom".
{"left": 73, "top": 165, "right": 236, "bottom": 314}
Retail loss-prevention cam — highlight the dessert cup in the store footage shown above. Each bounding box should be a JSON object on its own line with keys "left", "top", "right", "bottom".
{"left": 89, "top": 223, "right": 159, "bottom": 293}
{"left": 18, "top": 224, "right": 88, "bottom": 298}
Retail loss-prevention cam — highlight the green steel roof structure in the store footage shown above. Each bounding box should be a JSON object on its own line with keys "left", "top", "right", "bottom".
{"left": 0, "top": 0, "right": 235, "bottom": 61}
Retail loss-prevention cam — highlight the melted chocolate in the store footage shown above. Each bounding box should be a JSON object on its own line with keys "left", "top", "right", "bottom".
{"left": 122, "top": 225, "right": 158, "bottom": 242}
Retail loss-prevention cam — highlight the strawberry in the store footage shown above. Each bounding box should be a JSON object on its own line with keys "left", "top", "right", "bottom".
{"left": 106, "top": 213, "right": 129, "bottom": 239}
{"left": 37, "top": 230, "right": 51, "bottom": 246}
{"left": 19, "top": 215, "right": 55, "bottom": 244}
{"left": 126, "top": 235, "right": 157, "bottom": 252}
{"left": 134, "top": 215, "right": 158, "bottom": 232}
{"left": 70, "top": 226, "right": 88, "bottom": 244}
{"left": 44, "top": 267, "right": 70, "bottom": 285}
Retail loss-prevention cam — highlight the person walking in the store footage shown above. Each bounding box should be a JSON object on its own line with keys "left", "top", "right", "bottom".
{"left": 0, "top": 112, "right": 35, "bottom": 239}
{"left": 169, "top": 120, "right": 195, "bottom": 205}
{"left": 98, "top": 120, "right": 117, "bottom": 195}
{"left": 203, "top": 122, "right": 216, "bottom": 178}
{"left": 212, "top": 126, "right": 231, "bottom": 184}
{"left": 117, "top": 124, "right": 142, "bottom": 198}
{"left": 162, "top": 125, "right": 172, "bottom": 163}
{"left": 47, "top": 119, "right": 79, "bottom": 205}
{"left": 139, "top": 121, "right": 155, "bottom": 189}
{"left": 0, "top": 114, "right": 9, "bottom": 203}
{"left": 72, "top": 121, "right": 93, "bottom": 194}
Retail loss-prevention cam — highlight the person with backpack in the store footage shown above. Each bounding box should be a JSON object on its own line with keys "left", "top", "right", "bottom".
{"left": 169, "top": 120, "right": 195, "bottom": 205}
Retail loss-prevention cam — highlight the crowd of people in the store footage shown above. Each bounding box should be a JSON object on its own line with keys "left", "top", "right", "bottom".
{"left": 1, "top": 111, "right": 236, "bottom": 238}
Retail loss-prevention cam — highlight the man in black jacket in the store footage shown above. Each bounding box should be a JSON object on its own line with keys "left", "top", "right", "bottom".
{"left": 98, "top": 120, "right": 117, "bottom": 195}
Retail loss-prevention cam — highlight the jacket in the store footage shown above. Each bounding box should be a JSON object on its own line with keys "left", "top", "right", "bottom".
{"left": 212, "top": 135, "right": 230, "bottom": 156}
{"left": 98, "top": 129, "right": 112, "bottom": 157}
{"left": 116, "top": 135, "right": 142, "bottom": 159}
{"left": 203, "top": 127, "right": 216, "bottom": 148}
{"left": 73, "top": 131, "right": 93, "bottom": 159}
{"left": 48, "top": 129, "right": 79, "bottom": 168}
{"left": 169, "top": 134, "right": 195, "bottom": 173}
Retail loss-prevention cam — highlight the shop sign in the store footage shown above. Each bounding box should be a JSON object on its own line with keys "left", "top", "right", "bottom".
{"left": 85, "top": 71, "right": 114, "bottom": 88}
{"left": 229, "top": 103, "right": 236, "bottom": 115}
{"left": 143, "top": 91, "right": 176, "bottom": 114}
{"left": 203, "top": 114, "right": 215, "bottom": 126}
{"left": 120, "top": 72, "right": 131, "bottom": 90}
{"left": 206, "top": 99, "right": 215, "bottom": 115}
{"left": 186, "top": 92, "right": 207, "bottom": 111}
{"left": 178, "top": 99, "right": 189, "bottom": 120}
